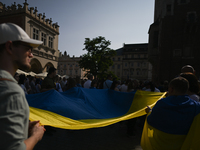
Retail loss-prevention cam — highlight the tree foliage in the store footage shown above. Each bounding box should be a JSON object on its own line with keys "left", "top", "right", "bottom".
{"left": 79, "top": 36, "right": 116, "bottom": 79}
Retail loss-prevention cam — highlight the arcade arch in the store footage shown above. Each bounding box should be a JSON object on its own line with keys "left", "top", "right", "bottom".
{"left": 43, "top": 62, "right": 55, "bottom": 72}
{"left": 30, "top": 58, "right": 42, "bottom": 73}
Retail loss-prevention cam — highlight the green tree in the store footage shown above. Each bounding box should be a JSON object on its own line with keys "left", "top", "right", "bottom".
{"left": 79, "top": 36, "right": 116, "bottom": 79}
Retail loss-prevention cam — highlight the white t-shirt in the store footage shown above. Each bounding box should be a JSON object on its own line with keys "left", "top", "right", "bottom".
{"left": 84, "top": 80, "right": 92, "bottom": 89}
{"left": 120, "top": 84, "right": 128, "bottom": 92}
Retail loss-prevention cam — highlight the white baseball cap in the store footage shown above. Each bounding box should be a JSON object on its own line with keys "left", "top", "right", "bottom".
{"left": 0, "top": 23, "right": 43, "bottom": 48}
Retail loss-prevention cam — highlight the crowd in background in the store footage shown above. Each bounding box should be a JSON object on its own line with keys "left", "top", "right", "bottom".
{"left": 14, "top": 69, "right": 167, "bottom": 95}
{"left": 14, "top": 65, "right": 200, "bottom": 104}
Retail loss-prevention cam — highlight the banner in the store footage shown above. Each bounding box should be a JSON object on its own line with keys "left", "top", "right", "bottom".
{"left": 27, "top": 87, "right": 166, "bottom": 130}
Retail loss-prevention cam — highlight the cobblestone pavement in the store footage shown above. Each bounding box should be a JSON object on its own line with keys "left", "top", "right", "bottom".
{"left": 34, "top": 121, "right": 143, "bottom": 150}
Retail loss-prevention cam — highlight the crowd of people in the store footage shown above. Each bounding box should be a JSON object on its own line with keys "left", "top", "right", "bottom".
{"left": 15, "top": 69, "right": 169, "bottom": 95}
{"left": 15, "top": 63, "right": 200, "bottom": 107}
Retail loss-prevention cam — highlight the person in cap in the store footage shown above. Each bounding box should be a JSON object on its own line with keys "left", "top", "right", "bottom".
{"left": 41, "top": 66, "right": 57, "bottom": 92}
{"left": 0, "top": 23, "right": 45, "bottom": 150}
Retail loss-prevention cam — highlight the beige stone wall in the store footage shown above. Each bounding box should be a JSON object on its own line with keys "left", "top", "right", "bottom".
{"left": 109, "top": 44, "right": 151, "bottom": 81}
{"left": 58, "top": 54, "right": 87, "bottom": 79}
{"left": 25, "top": 15, "right": 59, "bottom": 73}
{"left": 0, "top": 1, "right": 60, "bottom": 74}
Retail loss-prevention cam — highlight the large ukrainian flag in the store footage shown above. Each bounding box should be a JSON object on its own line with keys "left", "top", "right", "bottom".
{"left": 26, "top": 87, "right": 166, "bottom": 130}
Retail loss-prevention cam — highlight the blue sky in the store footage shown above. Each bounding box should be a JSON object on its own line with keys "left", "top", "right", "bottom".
{"left": 2, "top": 0, "right": 155, "bottom": 57}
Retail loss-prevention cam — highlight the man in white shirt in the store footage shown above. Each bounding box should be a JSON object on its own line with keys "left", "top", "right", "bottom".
{"left": 84, "top": 74, "right": 93, "bottom": 89}
{"left": 103, "top": 74, "right": 113, "bottom": 89}
{"left": 0, "top": 23, "right": 45, "bottom": 150}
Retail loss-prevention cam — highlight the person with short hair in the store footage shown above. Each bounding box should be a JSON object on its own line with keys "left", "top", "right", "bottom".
{"left": 41, "top": 67, "right": 57, "bottom": 92}
{"left": 65, "top": 77, "right": 76, "bottom": 90}
{"left": 110, "top": 80, "right": 120, "bottom": 91}
{"left": 84, "top": 74, "right": 93, "bottom": 89}
{"left": 35, "top": 78, "right": 41, "bottom": 93}
{"left": 18, "top": 74, "right": 28, "bottom": 95}
{"left": 0, "top": 23, "right": 45, "bottom": 150}
{"left": 103, "top": 74, "right": 113, "bottom": 89}
{"left": 29, "top": 76, "right": 36, "bottom": 94}
{"left": 180, "top": 72, "right": 200, "bottom": 102}
{"left": 142, "top": 77, "right": 200, "bottom": 150}
{"left": 90, "top": 80, "right": 97, "bottom": 89}
{"left": 55, "top": 75, "right": 63, "bottom": 92}
{"left": 120, "top": 80, "right": 129, "bottom": 92}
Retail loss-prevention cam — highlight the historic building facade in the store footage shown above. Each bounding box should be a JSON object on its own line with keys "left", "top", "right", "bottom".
{"left": 148, "top": 0, "right": 200, "bottom": 83}
{"left": 58, "top": 43, "right": 151, "bottom": 81}
{"left": 57, "top": 52, "right": 86, "bottom": 79}
{"left": 0, "top": 1, "right": 60, "bottom": 73}
{"left": 110, "top": 43, "right": 152, "bottom": 81}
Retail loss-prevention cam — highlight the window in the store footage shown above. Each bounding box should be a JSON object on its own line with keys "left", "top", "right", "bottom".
{"left": 49, "top": 36, "right": 53, "bottom": 48}
{"left": 187, "top": 12, "right": 197, "bottom": 23}
{"left": 131, "top": 62, "right": 134, "bottom": 67}
{"left": 137, "top": 69, "right": 140, "bottom": 75}
{"left": 118, "top": 65, "right": 120, "bottom": 69}
{"left": 142, "top": 70, "right": 147, "bottom": 76}
{"left": 183, "top": 47, "right": 193, "bottom": 57}
{"left": 75, "top": 70, "right": 78, "bottom": 74}
{"left": 137, "top": 62, "right": 140, "bottom": 67}
{"left": 134, "top": 54, "right": 137, "bottom": 58}
{"left": 173, "top": 49, "right": 181, "bottom": 57}
{"left": 130, "top": 69, "right": 134, "bottom": 75}
{"left": 125, "top": 63, "right": 127, "bottom": 67}
{"left": 112, "top": 58, "right": 115, "bottom": 61}
{"left": 33, "top": 28, "right": 39, "bottom": 40}
{"left": 180, "top": 0, "right": 186, "bottom": 3}
{"left": 143, "top": 62, "right": 146, "bottom": 67}
{"left": 112, "top": 65, "right": 115, "bottom": 69}
{"left": 41, "top": 32, "right": 46, "bottom": 45}
{"left": 166, "top": 4, "right": 171, "bottom": 13}
{"left": 124, "top": 70, "right": 127, "bottom": 75}
{"left": 118, "top": 57, "right": 121, "bottom": 61}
